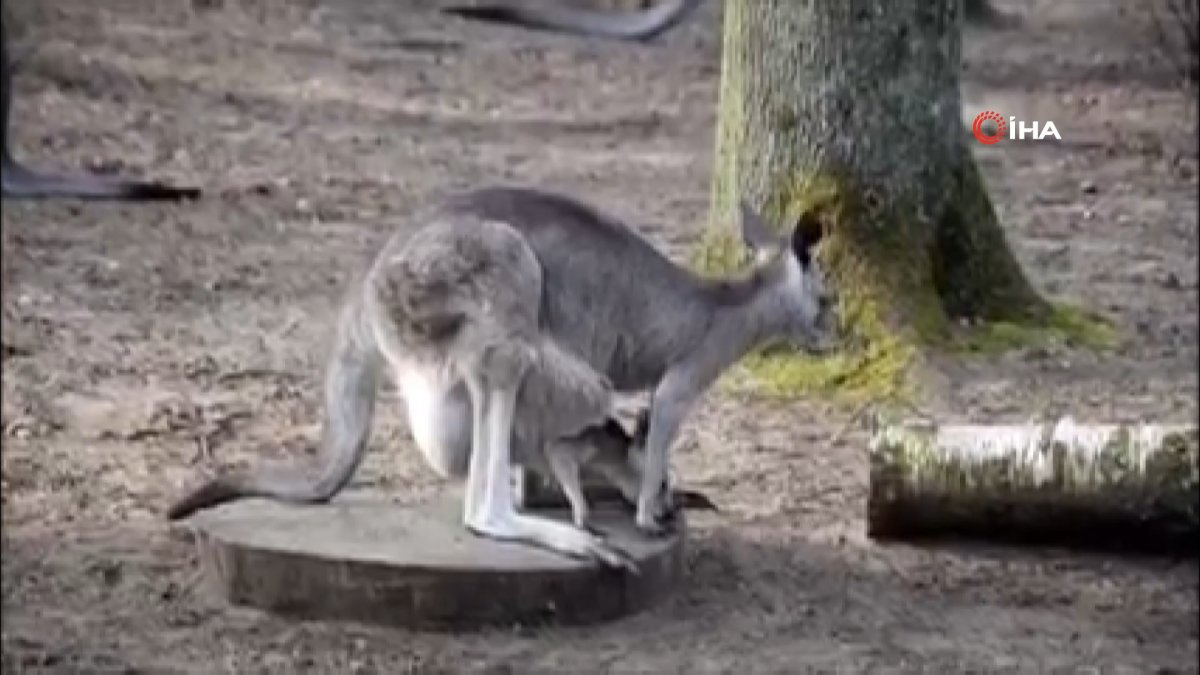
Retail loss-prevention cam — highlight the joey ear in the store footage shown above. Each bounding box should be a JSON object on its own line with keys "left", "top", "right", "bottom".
{"left": 632, "top": 407, "right": 651, "bottom": 443}
{"left": 739, "top": 200, "right": 780, "bottom": 253}
{"left": 790, "top": 212, "right": 824, "bottom": 268}
{"left": 602, "top": 417, "right": 631, "bottom": 443}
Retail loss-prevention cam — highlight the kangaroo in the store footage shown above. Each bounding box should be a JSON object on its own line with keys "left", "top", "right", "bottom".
{"left": 443, "top": 0, "right": 705, "bottom": 42}
{"left": 1, "top": 27, "right": 199, "bottom": 201}
{"left": 169, "top": 186, "right": 834, "bottom": 569}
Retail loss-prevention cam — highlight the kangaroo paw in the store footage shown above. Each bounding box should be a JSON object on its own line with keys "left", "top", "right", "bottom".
{"left": 468, "top": 512, "right": 640, "bottom": 574}
{"left": 635, "top": 511, "right": 672, "bottom": 538}
{"left": 587, "top": 539, "right": 640, "bottom": 575}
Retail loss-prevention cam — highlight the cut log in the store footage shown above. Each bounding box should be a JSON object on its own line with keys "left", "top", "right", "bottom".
{"left": 180, "top": 491, "right": 685, "bottom": 630}
{"left": 868, "top": 418, "right": 1199, "bottom": 554}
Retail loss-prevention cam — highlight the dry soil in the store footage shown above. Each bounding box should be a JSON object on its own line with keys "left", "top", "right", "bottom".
{"left": 2, "top": 0, "right": 1197, "bottom": 671}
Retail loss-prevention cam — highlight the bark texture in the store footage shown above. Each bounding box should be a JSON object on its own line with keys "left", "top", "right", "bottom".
{"left": 962, "top": 0, "right": 1001, "bottom": 24}
{"left": 706, "top": 0, "right": 1048, "bottom": 374}
{"left": 869, "top": 420, "right": 1199, "bottom": 553}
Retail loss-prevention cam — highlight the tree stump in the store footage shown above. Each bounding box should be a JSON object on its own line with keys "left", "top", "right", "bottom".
{"left": 176, "top": 489, "right": 685, "bottom": 630}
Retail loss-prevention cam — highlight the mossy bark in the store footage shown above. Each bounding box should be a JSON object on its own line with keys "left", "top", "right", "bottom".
{"left": 702, "top": 0, "right": 1053, "bottom": 399}
{"left": 869, "top": 420, "right": 1199, "bottom": 554}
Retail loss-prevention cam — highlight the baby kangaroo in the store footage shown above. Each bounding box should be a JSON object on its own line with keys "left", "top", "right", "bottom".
{"left": 542, "top": 408, "right": 718, "bottom": 532}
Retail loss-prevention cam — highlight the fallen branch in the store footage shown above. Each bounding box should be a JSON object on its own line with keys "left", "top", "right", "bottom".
{"left": 868, "top": 418, "right": 1199, "bottom": 554}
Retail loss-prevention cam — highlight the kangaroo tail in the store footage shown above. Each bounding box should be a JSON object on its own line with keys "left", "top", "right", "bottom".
{"left": 1, "top": 35, "right": 200, "bottom": 202}
{"left": 1, "top": 158, "right": 202, "bottom": 201}
{"left": 442, "top": 0, "right": 704, "bottom": 43}
{"left": 166, "top": 298, "right": 381, "bottom": 521}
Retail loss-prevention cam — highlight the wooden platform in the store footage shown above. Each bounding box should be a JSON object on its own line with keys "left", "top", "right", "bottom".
{"left": 178, "top": 489, "right": 684, "bottom": 630}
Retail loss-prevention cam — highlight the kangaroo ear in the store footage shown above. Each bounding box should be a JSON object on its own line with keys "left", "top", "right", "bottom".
{"left": 739, "top": 200, "right": 780, "bottom": 254}
{"left": 790, "top": 212, "right": 824, "bottom": 268}
{"left": 602, "top": 417, "right": 631, "bottom": 443}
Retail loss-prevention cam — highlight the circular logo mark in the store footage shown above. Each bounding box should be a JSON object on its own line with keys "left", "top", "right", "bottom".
{"left": 972, "top": 110, "right": 1007, "bottom": 145}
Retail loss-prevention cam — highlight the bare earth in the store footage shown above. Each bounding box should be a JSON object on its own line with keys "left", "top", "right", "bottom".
{"left": 2, "top": 0, "right": 1197, "bottom": 671}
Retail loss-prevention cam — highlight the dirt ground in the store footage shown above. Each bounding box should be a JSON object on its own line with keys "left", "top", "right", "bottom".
{"left": 2, "top": 0, "right": 1197, "bottom": 671}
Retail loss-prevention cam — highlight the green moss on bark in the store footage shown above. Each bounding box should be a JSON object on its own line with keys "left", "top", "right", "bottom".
{"left": 700, "top": 1, "right": 1116, "bottom": 404}
{"left": 706, "top": 0, "right": 750, "bottom": 238}
{"left": 932, "top": 152, "right": 1049, "bottom": 323}
{"left": 695, "top": 160, "right": 1120, "bottom": 404}
{"left": 935, "top": 153, "right": 1120, "bottom": 355}
{"left": 957, "top": 303, "right": 1119, "bottom": 355}
{"left": 697, "top": 171, "right": 945, "bottom": 404}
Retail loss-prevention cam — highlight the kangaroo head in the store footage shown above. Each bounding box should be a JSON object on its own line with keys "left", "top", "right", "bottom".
{"left": 738, "top": 200, "right": 839, "bottom": 354}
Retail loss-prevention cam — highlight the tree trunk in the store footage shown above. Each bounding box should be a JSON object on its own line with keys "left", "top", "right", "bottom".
{"left": 703, "top": 0, "right": 1052, "bottom": 396}
{"left": 869, "top": 420, "right": 1199, "bottom": 554}
{"left": 962, "top": 0, "right": 1000, "bottom": 24}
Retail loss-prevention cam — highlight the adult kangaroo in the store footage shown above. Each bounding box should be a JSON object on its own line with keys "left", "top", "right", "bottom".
{"left": 169, "top": 186, "right": 835, "bottom": 569}
{"left": 443, "top": 0, "right": 705, "bottom": 42}
{"left": 1, "top": 26, "right": 199, "bottom": 201}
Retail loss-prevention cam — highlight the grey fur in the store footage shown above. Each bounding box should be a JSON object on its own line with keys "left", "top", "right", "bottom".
{"left": 443, "top": 0, "right": 705, "bottom": 42}
{"left": 166, "top": 288, "right": 647, "bottom": 527}
{"left": 543, "top": 417, "right": 643, "bottom": 531}
{"left": 167, "top": 224, "right": 658, "bottom": 568}
{"left": 169, "top": 185, "right": 835, "bottom": 570}
{"left": 430, "top": 188, "right": 836, "bottom": 534}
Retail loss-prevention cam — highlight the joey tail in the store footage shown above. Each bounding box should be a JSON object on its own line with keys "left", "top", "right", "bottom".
{"left": 166, "top": 300, "right": 381, "bottom": 520}
{"left": 442, "top": 0, "right": 704, "bottom": 42}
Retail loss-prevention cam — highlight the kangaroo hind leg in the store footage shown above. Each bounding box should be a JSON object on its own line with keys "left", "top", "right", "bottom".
{"left": 464, "top": 259, "right": 635, "bottom": 568}
{"left": 461, "top": 357, "right": 637, "bottom": 573}
{"left": 386, "top": 217, "right": 637, "bottom": 571}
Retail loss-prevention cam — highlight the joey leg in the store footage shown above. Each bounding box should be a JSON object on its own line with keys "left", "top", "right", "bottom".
{"left": 545, "top": 446, "right": 595, "bottom": 532}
